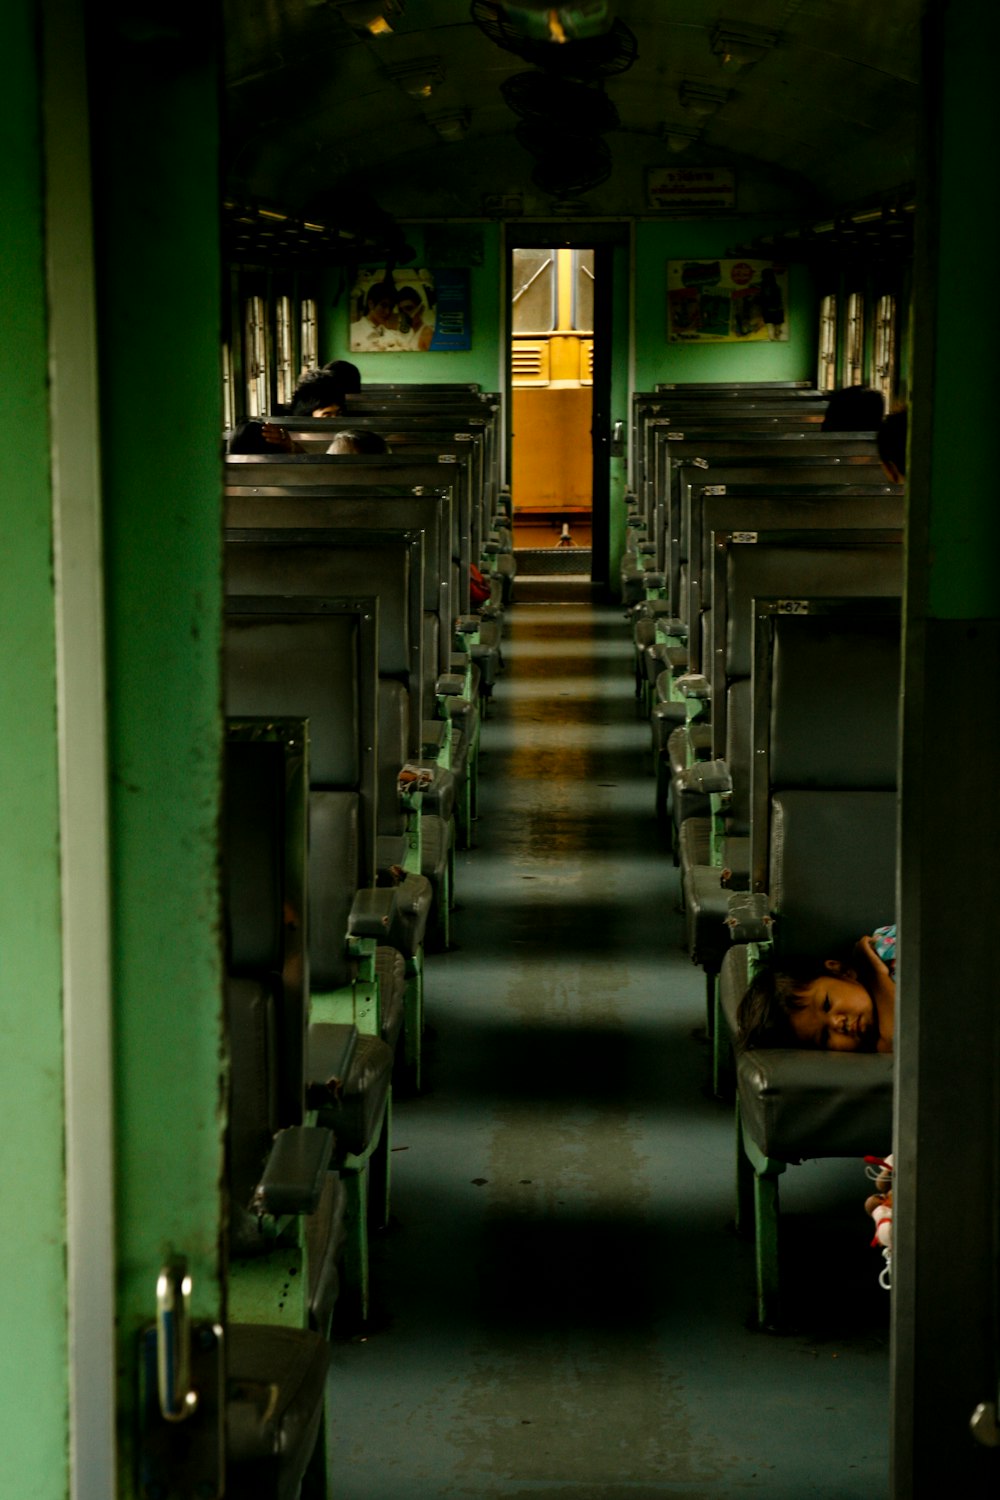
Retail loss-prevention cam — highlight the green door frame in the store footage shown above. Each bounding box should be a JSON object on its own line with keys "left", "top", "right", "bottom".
{"left": 504, "top": 221, "right": 629, "bottom": 593}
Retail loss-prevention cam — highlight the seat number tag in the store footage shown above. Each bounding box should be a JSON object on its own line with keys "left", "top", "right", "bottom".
{"left": 776, "top": 598, "right": 810, "bottom": 614}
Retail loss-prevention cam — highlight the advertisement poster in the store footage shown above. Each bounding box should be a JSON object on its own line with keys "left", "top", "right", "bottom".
{"left": 349, "top": 267, "right": 471, "bottom": 352}
{"left": 666, "top": 258, "right": 789, "bottom": 342}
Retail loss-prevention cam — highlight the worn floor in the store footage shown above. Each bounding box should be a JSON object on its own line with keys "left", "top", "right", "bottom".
{"left": 330, "top": 584, "right": 889, "bottom": 1498}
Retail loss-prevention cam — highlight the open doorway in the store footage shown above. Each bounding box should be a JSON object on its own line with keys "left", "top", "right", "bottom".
{"left": 510, "top": 246, "right": 595, "bottom": 552}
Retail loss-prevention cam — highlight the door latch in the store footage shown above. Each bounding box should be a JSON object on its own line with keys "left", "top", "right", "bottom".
{"left": 970, "top": 1400, "right": 1000, "bottom": 1447}
{"left": 139, "top": 1260, "right": 224, "bottom": 1499}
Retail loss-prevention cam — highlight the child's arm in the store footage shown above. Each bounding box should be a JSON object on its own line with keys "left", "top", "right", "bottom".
{"left": 856, "top": 934, "right": 895, "bottom": 1052}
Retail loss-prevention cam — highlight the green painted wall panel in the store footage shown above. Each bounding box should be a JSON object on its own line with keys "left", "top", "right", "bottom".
{"left": 88, "top": 17, "right": 226, "bottom": 1485}
{"left": 633, "top": 220, "right": 816, "bottom": 391}
{"left": 924, "top": 4, "right": 1000, "bottom": 620}
{"left": 0, "top": 4, "right": 69, "bottom": 1495}
{"left": 324, "top": 224, "right": 503, "bottom": 390}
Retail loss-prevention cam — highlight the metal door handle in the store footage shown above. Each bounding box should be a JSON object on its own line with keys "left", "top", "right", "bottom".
{"left": 970, "top": 1400, "right": 1000, "bottom": 1447}
{"left": 156, "top": 1259, "right": 199, "bottom": 1422}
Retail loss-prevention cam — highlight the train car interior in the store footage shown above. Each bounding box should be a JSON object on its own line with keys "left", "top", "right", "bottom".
{"left": 5, "top": 1, "right": 1000, "bottom": 1496}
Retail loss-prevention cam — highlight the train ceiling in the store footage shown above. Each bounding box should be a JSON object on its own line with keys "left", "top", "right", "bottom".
{"left": 223, "top": 0, "right": 919, "bottom": 237}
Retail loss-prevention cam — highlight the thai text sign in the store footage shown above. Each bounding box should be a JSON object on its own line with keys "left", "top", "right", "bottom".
{"left": 648, "top": 167, "right": 735, "bottom": 211}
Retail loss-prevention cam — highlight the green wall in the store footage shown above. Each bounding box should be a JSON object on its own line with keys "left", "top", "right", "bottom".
{"left": 633, "top": 220, "right": 817, "bottom": 391}
{"left": 1, "top": 6, "right": 70, "bottom": 1493}
{"left": 89, "top": 16, "right": 227, "bottom": 1488}
{"left": 323, "top": 224, "right": 503, "bottom": 390}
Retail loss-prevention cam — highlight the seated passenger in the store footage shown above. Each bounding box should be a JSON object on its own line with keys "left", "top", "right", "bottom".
{"left": 877, "top": 406, "right": 908, "bottom": 482}
{"left": 228, "top": 420, "right": 278, "bottom": 455}
{"left": 737, "top": 925, "right": 896, "bottom": 1053}
{"left": 327, "top": 429, "right": 389, "bottom": 455}
{"left": 290, "top": 368, "right": 353, "bottom": 417}
{"left": 260, "top": 367, "right": 363, "bottom": 452}
{"left": 820, "top": 385, "right": 884, "bottom": 432}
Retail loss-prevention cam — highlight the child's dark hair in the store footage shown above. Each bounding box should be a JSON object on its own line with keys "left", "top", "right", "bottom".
{"left": 820, "top": 385, "right": 884, "bottom": 433}
{"left": 320, "top": 359, "right": 361, "bottom": 395}
{"left": 290, "top": 368, "right": 348, "bottom": 415}
{"left": 737, "top": 953, "right": 835, "bottom": 1050}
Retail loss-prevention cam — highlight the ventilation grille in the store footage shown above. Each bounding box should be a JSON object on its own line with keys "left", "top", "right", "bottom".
{"left": 512, "top": 340, "right": 549, "bottom": 382}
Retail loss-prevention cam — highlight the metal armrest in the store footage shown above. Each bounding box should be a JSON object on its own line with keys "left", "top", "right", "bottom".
{"left": 726, "top": 892, "right": 773, "bottom": 945}
{"left": 348, "top": 887, "right": 397, "bottom": 939}
{"left": 675, "top": 672, "right": 711, "bottom": 700}
{"left": 677, "top": 759, "right": 732, "bottom": 797}
{"left": 250, "top": 1126, "right": 334, "bottom": 1218}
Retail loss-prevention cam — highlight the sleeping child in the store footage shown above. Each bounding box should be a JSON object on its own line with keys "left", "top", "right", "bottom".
{"left": 736, "top": 925, "right": 896, "bottom": 1053}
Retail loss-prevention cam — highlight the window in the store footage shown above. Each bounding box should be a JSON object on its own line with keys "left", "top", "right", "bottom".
{"left": 300, "top": 298, "right": 319, "bottom": 372}
{"left": 574, "top": 249, "right": 594, "bottom": 333}
{"left": 244, "top": 295, "right": 269, "bottom": 418}
{"left": 844, "top": 292, "right": 865, "bottom": 386}
{"left": 275, "top": 295, "right": 295, "bottom": 408}
{"left": 873, "top": 294, "right": 896, "bottom": 408}
{"left": 512, "top": 249, "right": 555, "bottom": 333}
{"left": 221, "top": 341, "right": 235, "bottom": 433}
{"left": 817, "top": 294, "right": 838, "bottom": 391}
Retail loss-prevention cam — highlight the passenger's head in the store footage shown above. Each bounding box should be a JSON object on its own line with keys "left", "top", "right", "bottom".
{"left": 320, "top": 359, "right": 361, "bottom": 396}
{"left": 327, "top": 429, "right": 389, "bottom": 455}
{"left": 227, "top": 421, "right": 273, "bottom": 455}
{"left": 821, "top": 386, "right": 885, "bottom": 433}
{"left": 737, "top": 952, "right": 877, "bottom": 1053}
{"left": 290, "top": 368, "right": 349, "bottom": 417}
{"left": 365, "top": 282, "right": 397, "bottom": 326}
{"left": 877, "top": 406, "right": 908, "bottom": 482}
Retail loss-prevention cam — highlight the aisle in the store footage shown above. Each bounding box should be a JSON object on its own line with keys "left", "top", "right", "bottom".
{"left": 330, "top": 595, "right": 888, "bottom": 1499}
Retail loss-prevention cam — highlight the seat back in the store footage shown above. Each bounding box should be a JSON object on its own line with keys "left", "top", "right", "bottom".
{"left": 651, "top": 429, "right": 879, "bottom": 593}
{"left": 223, "top": 718, "right": 309, "bottom": 1126}
{"left": 712, "top": 535, "right": 903, "bottom": 758}
{"left": 226, "top": 529, "right": 424, "bottom": 755}
{"left": 225, "top": 598, "right": 379, "bottom": 992}
{"left": 227, "top": 451, "right": 472, "bottom": 610}
{"left": 753, "top": 604, "right": 902, "bottom": 953}
{"left": 689, "top": 488, "right": 903, "bottom": 672}
{"left": 225, "top": 475, "right": 454, "bottom": 670}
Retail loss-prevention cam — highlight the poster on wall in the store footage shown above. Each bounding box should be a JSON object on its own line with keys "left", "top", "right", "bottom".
{"left": 349, "top": 268, "right": 471, "bottom": 352}
{"left": 666, "top": 258, "right": 789, "bottom": 342}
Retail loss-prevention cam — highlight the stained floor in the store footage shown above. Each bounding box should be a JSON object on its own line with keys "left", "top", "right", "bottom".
{"left": 330, "top": 586, "right": 889, "bottom": 1499}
